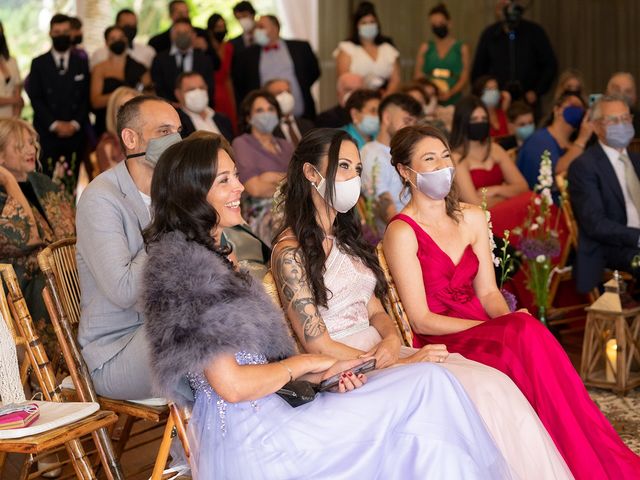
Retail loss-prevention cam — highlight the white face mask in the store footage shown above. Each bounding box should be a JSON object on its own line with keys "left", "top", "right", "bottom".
{"left": 184, "top": 88, "right": 209, "bottom": 113}
{"left": 407, "top": 166, "right": 455, "bottom": 200}
{"left": 276, "top": 91, "right": 295, "bottom": 116}
{"left": 254, "top": 28, "right": 270, "bottom": 46}
{"left": 312, "top": 167, "right": 361, "bottom": 214}
{"left": 238, "top": 17, "right": 255, "bottom": 33}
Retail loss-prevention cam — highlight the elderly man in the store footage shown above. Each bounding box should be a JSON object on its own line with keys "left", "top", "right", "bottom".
{"left": 76, "top": 96, "right": 181, "bottom": 399}
{"left": 606, "top": 72, "right": 640, "bottom": 137}
{"left": 568, "top": 94, "right": 640, "bottom": 294}
{"left": 316, "top": 73, "right": 364, "bottom": 128}
{"left": 263, "top": 78, "right": 314, "bottom": 146}
{"left": 232, "top": 14, "right": 320, "bottom": 119}
{"left": 151, "top": 18, "right": 215, "bottom": 104}
{"left": 174, "top": 71, "right": 233, "bottom": 140}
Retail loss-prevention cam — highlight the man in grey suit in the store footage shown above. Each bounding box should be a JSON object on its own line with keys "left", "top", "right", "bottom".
{"left": 76, "top": 96, "right": 181, "bottom": 399}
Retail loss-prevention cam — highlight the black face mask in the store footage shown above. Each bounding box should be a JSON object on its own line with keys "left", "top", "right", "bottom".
{"left": 52, "top": 34, "right": 71, "bottom": 52}
{"left": 72, "top": 34, "right": 83, "bottom": 45}
{"left": 122, "top": 25, "right": 137, "bottom": 45}
{"left": 468, "top": 121, "right": 490, "bottom": 141}
{"left": 213, "top": 30, "right": 227, "bottom": 43}
{"left": 432, "top": 24, "right": 448, "bottom": 39}
{"left": 109, "top": 40, "right": 127, "bottom": 55}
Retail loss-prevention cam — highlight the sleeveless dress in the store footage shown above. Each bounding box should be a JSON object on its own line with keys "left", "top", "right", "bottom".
{"left": 318, "top": 240, "right": 572, "bottom": 480}
{"left": 333, "top": 41, "right": 399, "bottom": 90}
{"left": 422, "top": 39, "right": 463, "bottom": 106}
{"left": 391, "top": 213, "right": 640, "bottom": 480}
{"left": 186, "top": 353, "right": 512, "bottom": 479}
{"left": 213, "top": 42, "right": 237, "bottom": 133}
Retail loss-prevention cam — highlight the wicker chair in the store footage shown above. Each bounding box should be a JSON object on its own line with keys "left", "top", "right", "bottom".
{"left": 262, "top": 271, "right": 303, "bottom": 353}
{"left": 37, "top": 239, "right": 169, "bottom": 478}
{"left": 0, "top": 264, "right": 118, "bottom": 480}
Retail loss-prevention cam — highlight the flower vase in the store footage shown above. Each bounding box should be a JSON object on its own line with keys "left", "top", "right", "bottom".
{"left": 537, "top": 305, "right": 548, "bottom": 326}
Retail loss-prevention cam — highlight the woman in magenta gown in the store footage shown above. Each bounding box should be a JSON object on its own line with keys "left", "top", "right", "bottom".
{"left": 383, "top": 124, "right": 640, "bottom": 480}
{"left": 207, "top": 14, "right": 238, "bottom": 132}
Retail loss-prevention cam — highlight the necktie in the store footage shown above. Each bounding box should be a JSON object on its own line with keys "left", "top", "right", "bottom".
{"left": 58, "top": 56, "right": 65, "bottom": 74}
{"left": 620, "top": 153, "right": 640, "bottom": 209}
{"left": 177, "top": 53, "right": 184, "bottom": 73}
{"left": 263, "top": 44, "right": 279, "bottom": 52}
{"left": 284, "top": 118, "right": 300, "bottom": 146}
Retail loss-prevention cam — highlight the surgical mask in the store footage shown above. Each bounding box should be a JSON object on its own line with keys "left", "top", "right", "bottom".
{"left": 254, "top": 28, "right": 270, "bottom": 47}
{"left": 251, "top": 111, "right": 279, "bottom": 133}
{"left": 312, "top": 167, "right": 362, "bottom": 213}
{"left": 562, "top": 106, "right": 584, "bottom": 129}
{"left": 407, "top": 166, "right": 455, "bottom": 200}
{"left": 605, "top": 122, "right": 635, "bottom": 149}
{"left": 238, "top": 17, "right": 255, "bottom": 33}
{"left": 72, "top": 34, "right": 83, "bottom": 46}
{"left": 276, "top": 91, "right": 295, "bottom": 116}
{"left": 184, "top": 88, "right": 209, "bottom": 113}
{"left": 481, "top": 88, "right": 501, "bottom": 109}
{"left": 122, "top": 25, "right": 137, "bottom": 45}
{"left": 358, "top": 23, "right": 378, "bottom": 40}
{"left": 52, "top": 34, "right": 71, "bottom": 52}
{"left": 109, "top": 40, "right": 126, "bottom": 55}
{"left": 515, "top": 123, "right": 535, "bottom": 141}
{"left": 468, "top": 121, "right": 490, "bottom": 141}
{"left": 213, "top": 30, "right": 227, "bottom": 43}
{"left": 357, "top": 115, "right": 380, "bottom": 137}
{"left": 174, "top": 32, "right": 192, "bottom": 50}
{"left": 432, "top": 24, "right": 448, "bottom": 39}
{"left": 126, "top": 132, "right": 182, "bottom": 167}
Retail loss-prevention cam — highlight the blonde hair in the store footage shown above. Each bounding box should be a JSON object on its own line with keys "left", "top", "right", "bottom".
{"left": 0, "top": 118, "right": 40, "bottom": 161}
{"left": 106, "top": 86, "right": 141, "bottom": 135}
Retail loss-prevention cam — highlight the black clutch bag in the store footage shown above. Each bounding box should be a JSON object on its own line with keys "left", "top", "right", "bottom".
{"left": 276, "top": 381, "right": 319, "bottom": 408}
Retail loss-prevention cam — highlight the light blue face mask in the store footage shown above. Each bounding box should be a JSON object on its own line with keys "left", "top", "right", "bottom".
{"left": 515, "top": 123, "right": 535, "bottom": 141}
{"left": 357, "top": 115, "right": 380, "bottom": 137}
{"left": 481, "top": 88, "right": 501, "bottom": 109}
{"left": 358, "top": 23, "right": 379, "bottom": 40}
{"left": 605, "top": 122, "right": 635, "bottom": 149}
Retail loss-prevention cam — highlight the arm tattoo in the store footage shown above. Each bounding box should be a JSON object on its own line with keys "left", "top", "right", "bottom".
{"left": 274, "top": 246, "right": 327, "bottom": 342}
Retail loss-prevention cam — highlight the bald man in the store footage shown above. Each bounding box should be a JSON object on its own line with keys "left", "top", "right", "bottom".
{"left": 315, "top": 73, "right": 365, "bottom": 128}
{"left": 606, "top": 72, "right": 640, "bottom": 138}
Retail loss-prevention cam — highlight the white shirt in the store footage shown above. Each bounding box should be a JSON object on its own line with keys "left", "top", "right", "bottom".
{"left": 279, "top": 116, "right": 302, "bottom": 144}
{"left": 51, "top": 49, "right": 70, "bottom": 73}
{"left": 183, "top": 106, "right": 220, "bottom": 135}
{"left": 333, "top": 41, "right": 399, "bottom": 89}
{"left": 169, "top": 45, "right": 193, "bottom": 72}
{"left": 600, "top": 141, "right": 640, "bottom": 228}
{"left": 138, "top": 190, "right": 151, "bottom": 213}
{"left": 361, "top": 140, "right": 408, "bottom": 213}
{"left": 90, "top": 42, "right": 155, "bottom": 69}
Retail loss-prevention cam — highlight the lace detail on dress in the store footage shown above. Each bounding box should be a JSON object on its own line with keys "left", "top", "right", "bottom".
{"left": 187, "top": 351, "right": 267, "bottom": 436}
{"left": 317, "top": 243, "right": 377, "bottom": 339}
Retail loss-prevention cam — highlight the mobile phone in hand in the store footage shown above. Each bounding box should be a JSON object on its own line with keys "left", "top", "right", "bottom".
{"left": 318, "top": 359, "right": 376, "bottom": 392}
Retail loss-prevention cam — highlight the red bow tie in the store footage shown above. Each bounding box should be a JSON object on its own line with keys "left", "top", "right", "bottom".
{"left": 263, "top": 43, "right": 279, "bottom": 52}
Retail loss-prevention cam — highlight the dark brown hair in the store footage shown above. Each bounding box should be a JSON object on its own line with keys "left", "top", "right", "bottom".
{"left": 429, "top": 2, "right": 450, "bottom": 20}
{"left": 390, "top": 124, "right": 462, "bottom": 222}
{"left": 449, "top": 95, "right": 491, "bottom": 162}
{"left": 238, "top": 89, "right": 281, "bottom": 134}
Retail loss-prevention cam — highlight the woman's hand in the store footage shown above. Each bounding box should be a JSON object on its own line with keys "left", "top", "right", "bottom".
{"left": 576, "top": 110, "right": 594, "bottom": 146}
{"left": 362, "top": 335, "right": 401, "bottom": 369}
{"left": 320, "top": 357, "right": 372, "bottom": 393}
{"left": 402, "top": 344, "right": 449, "bottom": 364}
{"left": 0, "top": 164, "right": 16, "bottom": 186}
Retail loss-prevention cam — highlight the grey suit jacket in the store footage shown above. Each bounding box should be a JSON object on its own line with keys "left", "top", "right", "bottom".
{"left": 76, "top": 161, "right": 150, "bottom": 372}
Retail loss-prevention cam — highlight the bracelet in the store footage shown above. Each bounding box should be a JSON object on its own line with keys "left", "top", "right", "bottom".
{"left": 279, "top": 361, "right": 293, "bottom": 382}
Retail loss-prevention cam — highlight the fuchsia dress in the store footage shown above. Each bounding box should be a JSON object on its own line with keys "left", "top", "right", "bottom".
{"left": 391, "top": 213, "right": 640, "bottom": 480}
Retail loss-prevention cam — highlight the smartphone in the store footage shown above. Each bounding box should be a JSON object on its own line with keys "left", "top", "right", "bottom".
{"left": 589, "top": 93, "right": 602, "bottom": 107}
{"left": 318, "top": 359, "right": 376, "bottom": 392}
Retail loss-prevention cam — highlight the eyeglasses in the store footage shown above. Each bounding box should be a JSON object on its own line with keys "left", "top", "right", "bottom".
{"left": 599, "top": 114, "right": 633, "bottom": 126}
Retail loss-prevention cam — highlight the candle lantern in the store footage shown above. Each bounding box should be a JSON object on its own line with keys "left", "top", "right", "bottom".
{"left": 580, "top": 273, "right": 640, "bottom": 394}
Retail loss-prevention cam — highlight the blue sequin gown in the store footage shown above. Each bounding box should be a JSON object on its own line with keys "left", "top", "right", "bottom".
{"left": 186, "top": 352, "right": 514, "bottom": 480}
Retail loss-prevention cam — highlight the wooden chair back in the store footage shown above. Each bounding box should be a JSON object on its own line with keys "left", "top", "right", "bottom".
{"left": 262, "top": 271, "right": 303, "bottom": 353}
{"left": 556, "top": 173, "right": 579, "bottom": 251}
{"left": 628, "top": 137, "right": 640, "bottom": 154}
{"left": 375, "top": 244, "right": 413, "bottom": 347}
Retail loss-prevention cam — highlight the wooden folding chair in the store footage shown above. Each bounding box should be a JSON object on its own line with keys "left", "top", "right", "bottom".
{"left": 150, "top": 404, "right": 192, "bottom": 480}
{"left": 37, "top": 239, "right": 170, "bottom": 478}
{"left": 0, "top": 264, "right": 118, "bottom": 480}
{"left": 262, "top": 271, "right": 303, "bottom": 353}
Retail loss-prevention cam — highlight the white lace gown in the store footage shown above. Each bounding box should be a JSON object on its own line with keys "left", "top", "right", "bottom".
{"left": 318, "top": 242, "right": 574, "bottom": 480}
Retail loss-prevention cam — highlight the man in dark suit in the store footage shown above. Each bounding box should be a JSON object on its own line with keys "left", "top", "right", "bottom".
{"left": 27, "top": 13, "right": 90, "bottom": 177}
{"left": 149, "top": 0, "right": 208, "bottom": 53}
{"left": 568, "top": 94, "right": 640, "bottom": 294}
{"left": 232, "top": 14, "right": 320, "bottom": 120}
{"left": 316, "top": 73, "right": 365, "bottom": 128}
{"left": 606, "top": 72, "right": 640, "bottom": 139}
{"left": 174, "top": 72, "right": 233, "bottom": 141}
{"left": 229, "top": 1, "right": 256, "bottom": 55}
{"left": 151, "top": 18, "right": 214, "bottom": 105}
{"left": 264, "top": 78, "right": 313, "bottom": 146}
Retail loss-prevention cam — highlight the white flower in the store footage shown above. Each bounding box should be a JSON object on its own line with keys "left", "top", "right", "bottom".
{"left": 530, "top": 223, "right": 539, "bottom": 231}
{"left": 534, "top": 197, "right": 541, "bottom": 206}
{"left": 535, "top": 215, "right": 545, "bottom": 225}
{"left": 493, "top": 257, "right": 501, "bottom": 267}
{"left": 536, "top": 254, "right": 546, "bottom": 263}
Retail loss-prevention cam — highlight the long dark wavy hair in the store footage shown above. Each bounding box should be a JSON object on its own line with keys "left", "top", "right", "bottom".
{"left": 238, "top": 89, "right": 282, "bottom": 134}
{"left": 347, "top": 1, "right": 393, "bottom": 46}
{"left": 275, "top": 128, "right": 387, "bottom": 307}
{"left": 143, "top": 132, "right": 243, "bottom": 274}
{"left": 449, "top": 95, "right": 491, "bottom": 162}
{"left": 391, "top": 124, "right": 462, "bottom": 223}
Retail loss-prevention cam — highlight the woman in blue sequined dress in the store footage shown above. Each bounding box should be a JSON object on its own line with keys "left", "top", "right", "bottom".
{"left": 141, "top": 132, "right": 513, "bottom": 479}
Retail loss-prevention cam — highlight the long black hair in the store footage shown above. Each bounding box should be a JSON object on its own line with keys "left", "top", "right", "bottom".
{"left": 238, "top": 89, "right": 282, "bottom": 134}
{"left": 143, "top": 132, "right": 237, "bottom": 263}
{"left": 0, "top": 22, "right": 10, "bottom": 59}
{"left": 449, "top": 95, "right": 491, "bottom": 162}
{"left": 275, "top": 128, "right": 387, "bottom": 307}
{"left": 347, "top": 1, "right": 392, "bottom": 46}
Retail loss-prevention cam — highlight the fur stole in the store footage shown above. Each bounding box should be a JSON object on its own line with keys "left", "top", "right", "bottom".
{"left": 142, "top": 231, "right": 295, "bottom": 405}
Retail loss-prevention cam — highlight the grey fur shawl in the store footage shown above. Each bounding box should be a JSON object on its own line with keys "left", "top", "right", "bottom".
{"left": 142, "top": 231, "right": 296, "bottom": 405}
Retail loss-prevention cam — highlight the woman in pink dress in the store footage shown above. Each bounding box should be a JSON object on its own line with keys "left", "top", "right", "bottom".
{"left": 383, "top": 124, "right": 640, "bottom": 479}
{"left": 207, "top": 14, "right": 237, "bottom": 132}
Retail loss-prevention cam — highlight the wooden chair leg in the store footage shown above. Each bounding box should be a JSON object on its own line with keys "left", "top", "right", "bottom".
{"left": 18, "top": 453, "right": 34, "bottom": 480}
{"left": 65, "top": 439, "right": 97, "bottom": 480}
{"left": 114, "top": 415, "right": 136, "bottom": 459}
{"left": 91, "top": 427, "right": 125, "bottom": 480}
{"left": 150, "top": 415, "right": 175, "bottom": 480}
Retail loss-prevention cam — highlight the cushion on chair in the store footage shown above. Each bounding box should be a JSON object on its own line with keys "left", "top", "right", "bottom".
{"left": 0, "top": 401, "right": 99, "bottom": 439}
{"left": 60, "top": 376, "right": 167, "bottom": 406}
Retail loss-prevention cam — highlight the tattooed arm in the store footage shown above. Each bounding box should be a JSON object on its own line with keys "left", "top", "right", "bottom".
{"left": 272, "top": 240, "right": 364, "bottom": 360}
